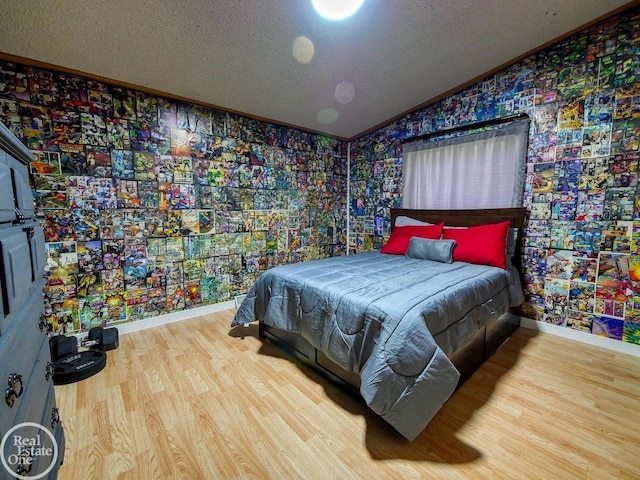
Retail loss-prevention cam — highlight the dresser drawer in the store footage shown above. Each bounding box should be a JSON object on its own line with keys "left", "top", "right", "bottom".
{"left": 0, "top": 231, "right": 41, "bottom": 335}
{"left": 52, "top": 417, "right": 66, "bottom": 479}
{"left": 9, "top": 335, "right": 53, "bottom": 428}
{"left": 1, "top": 382, "right": 64, "bottom": 480}
{"left": 0, "top": 158, "right": 35, "bottom": 226}
{"left": 6, "top": 154, "right": 35, "bottom": 221}
{"left": 32, "top": 383, "right": 65, "bottom": 480}
{"left": 32, "top": 224, "right": 46, "bottom": 280}
{"left": 0, "top": 298, "right": 47, "bottom": 434}
{"left": 0, "top": 163, "right": 16, "bottom": 224}
{"left": 36, "top": 383, "right": 65, "bottom": 480}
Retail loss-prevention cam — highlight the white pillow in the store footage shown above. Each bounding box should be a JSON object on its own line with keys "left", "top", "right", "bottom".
{"left": 395, "top": 215, "right": 434, "bottom": 227}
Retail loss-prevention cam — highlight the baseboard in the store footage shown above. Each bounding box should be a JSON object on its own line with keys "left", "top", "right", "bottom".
{"left": 113, "top": 300, "right": 236, "bottom": 335}
{"left": 74, "top": 306, "right": 640, "bottom": 359}
{"left": 517, "top": 315, "right": 640, "bottom": 358}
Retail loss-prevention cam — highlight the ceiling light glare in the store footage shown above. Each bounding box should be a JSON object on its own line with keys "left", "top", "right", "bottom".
{"left": 312, "top": 0, "right": 365, "bottom": 20}
{"left": 335, "top": 81, "right": 355, "bottom": 104}
{"left": 316, "top": 108, "right": 339, "bottom": 124}
{"left": 292, "top": 36, "right": 315, "bottom": 64}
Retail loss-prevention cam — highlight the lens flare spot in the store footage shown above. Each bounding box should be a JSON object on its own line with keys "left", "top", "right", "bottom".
{"left": 316, "top": 108, "right": 339, "bottom": 124}
{"left": 292, "top": 36, "right": 315, "bottom": 64}
{"left": 335, "top": 81, "right": 355, "bottom": 104}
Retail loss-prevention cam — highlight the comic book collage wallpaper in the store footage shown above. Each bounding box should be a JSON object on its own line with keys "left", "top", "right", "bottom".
{"left": 349, "top": 8, "right": 640, "bottom": 346}
{"left": 2, "top": 6, "right": 640, "bottom": 349}
{"left": 0, "top": 64, "right": 346, "bottom": 334}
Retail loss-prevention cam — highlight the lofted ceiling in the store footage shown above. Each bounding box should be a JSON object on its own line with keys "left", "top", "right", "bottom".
{"left": 0, "top": 0, "right": 636, "bottom": 140}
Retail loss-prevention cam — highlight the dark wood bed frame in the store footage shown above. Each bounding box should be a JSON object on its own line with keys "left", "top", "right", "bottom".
{"left": 258, "top": 207, "right": 527, "bottom": 392}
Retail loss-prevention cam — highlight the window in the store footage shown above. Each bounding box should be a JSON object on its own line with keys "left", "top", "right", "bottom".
{"left": 402, "top": 118, "right": 530, "bottom": 209}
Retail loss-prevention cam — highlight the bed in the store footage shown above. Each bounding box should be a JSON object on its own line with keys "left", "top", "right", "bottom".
{"left": 231, "top": 207, "right": 526, "bottom": 440}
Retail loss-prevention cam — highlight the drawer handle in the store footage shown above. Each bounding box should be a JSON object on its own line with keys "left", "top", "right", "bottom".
{"left": 51, "top": 407, "right": 60, "bottom": 428}
{"left": 45, "top": 361, "right": 54, "bottom": 381}
{"left": 8, "top": 373, "right": 23, "bottom": 397}
{"left": 22, "top": 225, "right": 34, "bottom": 240}
{"left": 13, "top": 207, "right": 25, "bottom": 226}
{"left": 5, "top": 387, "right": 18, "bottom": 408}
{"left": 5, "top": 373, "right": 23, "bottom": 408}
{"left": 16, "top": 457, "right": 33, "bottom": 476}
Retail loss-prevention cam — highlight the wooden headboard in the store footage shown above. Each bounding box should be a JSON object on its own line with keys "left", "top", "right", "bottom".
{"left": 390, "top": 207, "right": 527, "bottom": 272}
{"left": 391, "top": 207, "right": 526, "bottom": 231}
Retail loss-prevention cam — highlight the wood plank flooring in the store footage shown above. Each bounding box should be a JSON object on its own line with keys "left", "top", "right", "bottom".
{"left": 56, "top": 309, "right": 640, "bottom": 479}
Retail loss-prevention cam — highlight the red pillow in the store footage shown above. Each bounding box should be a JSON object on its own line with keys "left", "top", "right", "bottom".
{"left": 380, "top": 223, "right": 444, "bottom": 255}
{"left": 442, "top": 221, "right": 510, "bottom": 269}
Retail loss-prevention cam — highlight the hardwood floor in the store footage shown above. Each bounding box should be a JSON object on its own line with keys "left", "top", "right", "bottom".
{"left": 56, "top": 309, "right": 640, "bottom": 479}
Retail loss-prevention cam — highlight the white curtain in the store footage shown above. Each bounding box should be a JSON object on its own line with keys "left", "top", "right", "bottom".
{"left": 402, "top": 120, "right": 529, "bottom": 209}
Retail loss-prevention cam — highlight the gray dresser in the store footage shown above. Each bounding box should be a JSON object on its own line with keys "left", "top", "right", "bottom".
{"left": 0, "top": 122, "right": 65, "bottom": 479}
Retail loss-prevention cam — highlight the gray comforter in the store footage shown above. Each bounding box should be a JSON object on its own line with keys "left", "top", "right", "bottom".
{"left": 232, "top": 252, "right": 511, "bottom": 440}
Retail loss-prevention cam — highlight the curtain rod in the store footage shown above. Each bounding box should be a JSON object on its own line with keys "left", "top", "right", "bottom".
{"left": 402, "top": 113, "right": 530, "bottom": 144}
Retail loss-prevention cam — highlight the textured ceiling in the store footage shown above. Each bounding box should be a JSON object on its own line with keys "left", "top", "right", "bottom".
{"left": 0, "top": 0, "right": 635, "bottom": 139}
